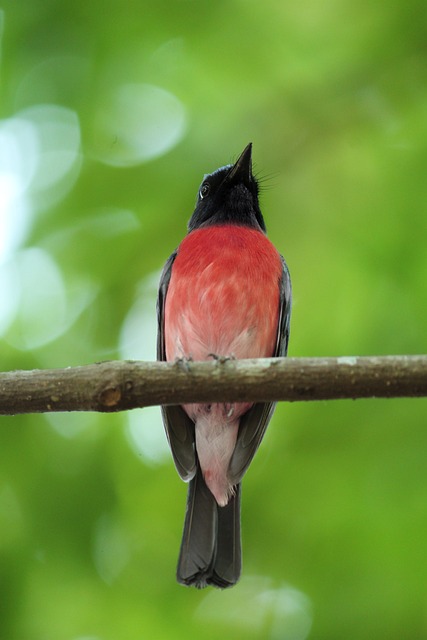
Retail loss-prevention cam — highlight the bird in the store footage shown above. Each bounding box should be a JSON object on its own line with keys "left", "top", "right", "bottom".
{"left": 157, "top": 143, "right": 291, "bottom": 588}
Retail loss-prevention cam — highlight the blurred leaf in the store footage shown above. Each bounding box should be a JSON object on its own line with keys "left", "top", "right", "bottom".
{"left": 1, "top": 1, "right": 427, "bottom": 638}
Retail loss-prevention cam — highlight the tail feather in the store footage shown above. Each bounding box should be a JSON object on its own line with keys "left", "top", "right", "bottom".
{"left": 177, "top": 467, "right": 241, "bottom": 589}
{"left": 209, "top": 483, "right": 241, "bottom": 588}
{"left": 177, "top": 467, "right": 216, "bottom": 588}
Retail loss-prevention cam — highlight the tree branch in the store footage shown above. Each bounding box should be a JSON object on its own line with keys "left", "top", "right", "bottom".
{"left": 1, "top": 356, "right": 426, "bottom": 416}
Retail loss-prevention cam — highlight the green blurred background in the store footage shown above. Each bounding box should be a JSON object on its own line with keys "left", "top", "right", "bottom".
{"left": 1, "top": 1, "right": 427, "bottom": 638}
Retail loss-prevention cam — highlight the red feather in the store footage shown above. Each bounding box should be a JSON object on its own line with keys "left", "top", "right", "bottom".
{"left": 165, "top": 224, "right": 281, "bottom": 362}
{"left": 164, "top": 224, "right": 282, "bottom": 505}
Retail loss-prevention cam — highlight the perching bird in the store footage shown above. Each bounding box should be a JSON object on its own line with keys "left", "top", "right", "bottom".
{"left": 157, "top": 143, "right": 291, "bottom": 588}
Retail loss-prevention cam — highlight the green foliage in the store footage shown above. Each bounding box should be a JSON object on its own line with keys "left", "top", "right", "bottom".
{"left": 1, "top": 1, "right": 427, "bottom": 638}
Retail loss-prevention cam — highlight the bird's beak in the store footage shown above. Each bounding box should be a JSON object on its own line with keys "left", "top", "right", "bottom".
{"left": 225, "top": 143, "right": 253, "bottom": 185}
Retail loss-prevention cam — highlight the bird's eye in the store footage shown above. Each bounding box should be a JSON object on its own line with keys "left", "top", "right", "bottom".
{"left": 199, "top": 183, "right": 210, "bottom": 199}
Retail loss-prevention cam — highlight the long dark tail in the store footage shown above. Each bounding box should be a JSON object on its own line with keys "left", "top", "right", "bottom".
{"left": 177, "top": 466, "right": 241, "bottom": 589}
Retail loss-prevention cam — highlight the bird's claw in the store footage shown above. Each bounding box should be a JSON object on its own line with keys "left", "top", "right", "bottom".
{"left": 174, "top": 356, "right": 193, "bottom": 372}
{"left": 207, "top": 353, "right": 236, "bottom": 364}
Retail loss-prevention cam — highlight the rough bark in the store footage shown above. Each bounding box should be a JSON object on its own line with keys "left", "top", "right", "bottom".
{"left": 0, "top": 356, "right": 426, "bottom": 415}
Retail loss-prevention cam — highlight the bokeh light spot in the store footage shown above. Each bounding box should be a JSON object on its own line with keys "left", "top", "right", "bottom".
{"left": 120, "top": 272, "right": 170, "bottom": 465}
{"left": 0, "top": 104, "right": 81, "bottom": 273}
{"left": 0, "top": 116, "right": 38, "bottom": 264}
{"left": 91, "top": 83, "right": 187, "bottom": 167}
{"left": 45, "top": 411, "right": 100, "bottom": 440}
{"left": 197, "top": 577, "right": 312, "bottom": 639}
{"left": 4, "top": 248, "right": 67, "bottom": 349}
{"left": 19, "top": 104, "right": 82, "bottom": 208}
{"left": 93, "top": 512, "right": 130, "bottom": 585}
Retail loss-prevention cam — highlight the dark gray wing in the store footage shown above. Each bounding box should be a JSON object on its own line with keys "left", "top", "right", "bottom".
{"left": 157, "top": 251, "right": 197, "bottom": 482}
{"left": 228, "top": 255, "right": 292, "bottom": 484}
{"left": 274, "top": 257, "right": 292, "bottom": 358}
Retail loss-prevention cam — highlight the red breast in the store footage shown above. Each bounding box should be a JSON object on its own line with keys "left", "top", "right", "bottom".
{"left": 164, "top": 224, "right": 282, "bottom": 363}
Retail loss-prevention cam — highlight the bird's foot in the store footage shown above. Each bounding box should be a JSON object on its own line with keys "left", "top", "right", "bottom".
{"left": 207, "top": 353, "right": 236, "bottom": 364}
{"left": 173, "top": 355, "right": 193, "bottom": 372}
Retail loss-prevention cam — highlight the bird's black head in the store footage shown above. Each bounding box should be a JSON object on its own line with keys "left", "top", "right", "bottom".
{"left": 187, "top": 143, "right": 266, "bottom": 233}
